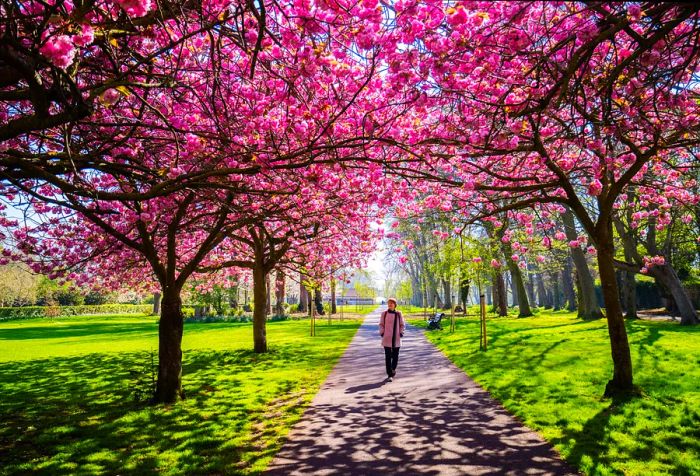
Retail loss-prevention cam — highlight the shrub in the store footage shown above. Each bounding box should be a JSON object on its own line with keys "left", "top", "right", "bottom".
{"left": 0, "top": 304, "right": 152, "bottom": 321}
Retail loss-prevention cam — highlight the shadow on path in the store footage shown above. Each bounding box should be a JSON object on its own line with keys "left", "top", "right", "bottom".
{"left": 267, "top": 309, "right": 577, "bottom": 475}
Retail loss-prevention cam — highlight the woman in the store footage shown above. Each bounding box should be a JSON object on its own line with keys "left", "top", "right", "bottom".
{"left": 379, "top": 298, "right": 405, "bottom": 381}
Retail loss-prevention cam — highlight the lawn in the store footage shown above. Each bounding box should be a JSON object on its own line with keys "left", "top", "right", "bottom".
{"left": 0, "top": 314, "right": 361, "bottom": 475}
{"left": 409, "top": 311, "right": 700, "bottom": 476}
{"left": 334, "top": 303, "right": 378, "bottom": 315}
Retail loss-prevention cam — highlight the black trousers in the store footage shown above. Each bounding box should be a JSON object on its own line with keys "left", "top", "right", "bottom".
{"left": 384, "top": 346, "right": 400, "bottom": 377}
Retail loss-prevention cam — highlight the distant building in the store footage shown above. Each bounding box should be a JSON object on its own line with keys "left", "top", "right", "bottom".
{"left": 336, "top": 288, "right": 375, "bottom": 305}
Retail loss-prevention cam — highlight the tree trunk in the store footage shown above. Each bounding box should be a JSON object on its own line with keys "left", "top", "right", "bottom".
{"left": 154, "top": 288, "right": 185, "bottom": 403}
{"left": 314, "top": 287, "right": 325, "bottom": 315}
{"left": 298, "top": 274, "right": 308, "bottom": 313}
{"left": 649, "top": 264, "right": 699, "bottom": 325}
{"left": 563, "top": 257, "right": 577, "bottom": 312}
{"left": 265, "top": 274, "right": 272, "bottom": 317}
{"left": 153, "top": 292, "right": 161, "bottom": 315}
{"left": 307, "top": 288, "right": 313, "bottom": 317}
{"left": 275, "top": 270, "right": 285, "bottom": 316}
{"left": 526, "top": 266, "right": 536, "bottom": 306}
{"left": 252, "top": 262, "right": 268, "bottom": 353}
{"left": 536, "top": 273, "right": 550, "bottom": 308}
{"left": 619, "top": 270, "right": 638, "bottom": 319}
{"left": 506, "top": 260, "right": 533, "bottom": 317}
{"left": 493, "top": 272, "right": 508, "bottom": 316}
{"left": 459, "top": 271, "right": 470, "bottom": 310}
{"left": 330, "top": 279, "right": 337, "bottom": 314}
{"left": 563, "top": 209, "right": 602, "bottom": 320}
{"left": 596, "top": 228, "right": 635, "bottom": 396}
{"left": 509, "top": 272, "right": 517, "bottom": 307}
{"left": 441, "top": 277, "right": 452, "bottom": 309}
{"left": 552, "top": 271, "right": 562, "bottom": 311}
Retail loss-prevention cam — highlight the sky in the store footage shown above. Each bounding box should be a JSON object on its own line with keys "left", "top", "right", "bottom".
{"left": 365, "top": 246, "right": 387, "bottom": 293}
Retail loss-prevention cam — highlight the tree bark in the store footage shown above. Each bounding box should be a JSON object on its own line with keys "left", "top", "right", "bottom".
{"left": 563, "top": 257, "right": 577, "bottom": 312}
{"left": 564, "top": 209, "right": 602, "bottom": 320}
{"left": 330, "top": 279, "right": 337, "bottom": 314}
{"left": 275, "top": 270, "right": 285, "bottom": 316}
{"left": 505, "top": 259, "right": 533, "bottom": 317}
{"left": 619, "top": 270, "right": 638, "bottom": 319}
{"left": 493, "top": 271, "right": 508, "bottom": 316}
{"left": 536, "top": 273, "right": 551, "bottom": 308}
{"left": 314, "top": 287, "right": 325, "bottom": 315}
{"left": 552, "top": 271, "right": 562, "bottom": 311}
{"left": 441, "top": 277, "right": 452, "bottom": 309}
{"left": 265, "top": 274, "right": 272, "bottom": 317}
{"left": 298, "top": 274, "right": 308, "bottom": 313}
{"left": 596, "top": 228, "right": 635, "bottom": 396}
{"left": 459, "top": 270, "right": 470, "bottom": 310}
{"left": 526, "top": 266, "right": 536, "bottom": 306}
{"left": 153, "top": 292, "right": 162, "bottom": 315}
{"left": 649, "top": 264, "right": 699, "bottom": 325}
{"left": 154, "top": 288, "right": 185, "bottom": 403}
{"left": 252, "top": 261, "right": 268, "bottom": 353}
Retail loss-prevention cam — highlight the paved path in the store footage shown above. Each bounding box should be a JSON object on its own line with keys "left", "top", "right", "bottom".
{"left": 266, "top": 308, "right": 577, "bottom": 475}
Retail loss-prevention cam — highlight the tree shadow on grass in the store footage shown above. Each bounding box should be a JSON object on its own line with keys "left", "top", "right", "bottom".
{"left": 0, "top": 347, "right": 326, "bottom": 476}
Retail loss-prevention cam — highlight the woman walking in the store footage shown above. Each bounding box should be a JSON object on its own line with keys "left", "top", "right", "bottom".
{"left": 379, "top": 298, "right": 405, "bottom": 381}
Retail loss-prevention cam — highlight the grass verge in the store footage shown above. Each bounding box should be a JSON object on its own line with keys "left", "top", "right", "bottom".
{"left": 0, "top": 314, "right": 361, "bottom": 475}
{"left": 409, "top": 310, "right": 700, "bottom": 476}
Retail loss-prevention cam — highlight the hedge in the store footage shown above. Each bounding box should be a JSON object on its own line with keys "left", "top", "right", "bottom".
{"left": 0, "top": 304, "right": 153, "bottom": 321}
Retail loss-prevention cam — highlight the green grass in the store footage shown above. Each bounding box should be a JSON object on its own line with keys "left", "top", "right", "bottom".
{"left": 334, "top": 303, "right": 378, "bottom": 315}
{"left": 0, "top": 314, "right": 361, "bottom": 475}
{"left": 409, "top": 311, "right": 700, "bottom": 476}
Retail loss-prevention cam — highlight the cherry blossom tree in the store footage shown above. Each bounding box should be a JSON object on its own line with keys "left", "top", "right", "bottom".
{"left": 2, "top": 0, "right": 399, "bottom": 403}
{"left": 385, "top": 1, "right": 700, "bottom": 396}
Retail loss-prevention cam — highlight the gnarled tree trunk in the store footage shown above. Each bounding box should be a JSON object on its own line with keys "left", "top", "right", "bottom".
{"left": 252, "top": 260, "right": 268, "bottom": 353}
{"left": 155, "top": 288, "right": 185, "bottom": 403}
{"left": 649, "top": 264, "right": 698, "bottom": 325}
{"left": 596, "top": 225, "right": 634, "bottom": 396}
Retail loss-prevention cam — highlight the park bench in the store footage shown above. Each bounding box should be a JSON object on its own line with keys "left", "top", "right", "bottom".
{"left": 427, "top": 312, "right": 445, "bottom": 330}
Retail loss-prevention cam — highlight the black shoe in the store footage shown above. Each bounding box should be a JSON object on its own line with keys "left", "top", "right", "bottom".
{"left": 391, "top": 370, "right": 396, "bottom": 377}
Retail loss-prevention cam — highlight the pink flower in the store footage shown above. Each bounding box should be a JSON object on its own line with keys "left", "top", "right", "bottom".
{"left": 73, "top": 25, "right": 94, "bottom": 47}
{"left": 568, "top": 240, "right": 580, "bottom": 248}
{"left": 39, "top": 35, "right": 76, "bottom": 69}
{"left": 618, "top": 48, "right": 632, "bottom": 60}
{"left": 586, "top": 246, "right": 597, "bottom": 255}
{"left": 511, "top": 254, "right": 519, "bottom": 261}
{"left": 554, "top": 231, "right": 566, "bottom": 241}
{"left": 115, "top": 0, "right": 154, "bottom": 17}
{"left": 399, "top": 256, "right": 408, "bottom": 264}
{"left": 490, "top": 259, "right": 501, "bottom": 268}
{"left": 536, "top": 255, "right": 545, "bottom": 263}
{"left": 542, "top": 236, "right": 551, "bottom": 249}
{"left": 588, "top": 179, "right": 603, "bottom": 196}
{"left": 472, "top": 256, "right": 482, "bottom": 263}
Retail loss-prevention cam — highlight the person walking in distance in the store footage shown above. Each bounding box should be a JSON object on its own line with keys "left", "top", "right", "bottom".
{"left": 379, "top": 298, "right": 405, "bottom": 382}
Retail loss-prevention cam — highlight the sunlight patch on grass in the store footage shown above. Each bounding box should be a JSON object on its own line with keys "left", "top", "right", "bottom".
{"left": 0, "top": 315, "right": 361, "bottom": 475}
{"left": 410, "top": 311, "right": 700, "bottom": 476}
